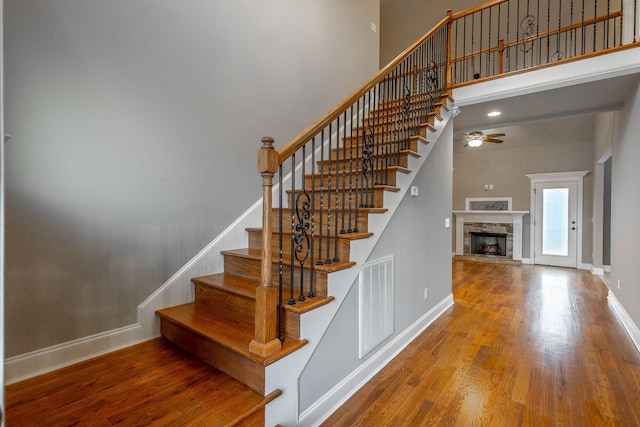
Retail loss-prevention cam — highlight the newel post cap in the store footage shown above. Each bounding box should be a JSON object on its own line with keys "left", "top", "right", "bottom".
{"left": 257, "top": 136, "right": 279, "bottom": 175}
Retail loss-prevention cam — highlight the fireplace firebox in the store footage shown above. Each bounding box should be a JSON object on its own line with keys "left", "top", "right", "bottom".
{"left": 470, "top": 232, "right": 507, "bottom": 257}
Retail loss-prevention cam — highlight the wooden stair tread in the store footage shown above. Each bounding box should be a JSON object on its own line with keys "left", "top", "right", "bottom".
{"left": 246, "top": 227, "right": 373, "bottom": 241}
{"left": 156, "top": 303, "right": 307, "bottom": 366}
{"left": 306, "top": 165, "right": 411, "bottom": 176}
{"left": 283, "top": 295, "right": 335, "bottom": 314}
{"left": 287, "top": 184, "right": 401, "bottom": 193}
{"left": 192, "top": 273, "right": 259, "bottom": 299}
{"left": 222, "top": 248, "right": 356, "bottom": 273}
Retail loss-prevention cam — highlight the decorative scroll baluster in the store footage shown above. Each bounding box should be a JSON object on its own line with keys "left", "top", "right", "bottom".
{"left": 361, "top": 125, "right": 374, "bottom": 208}
{"left": 294, "top": 147, "right": 310, "bottom": 302}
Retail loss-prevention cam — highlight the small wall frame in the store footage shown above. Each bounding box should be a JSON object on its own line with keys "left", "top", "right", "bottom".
{"left": 465, "top": 197, "right": 513, "bottom": 211}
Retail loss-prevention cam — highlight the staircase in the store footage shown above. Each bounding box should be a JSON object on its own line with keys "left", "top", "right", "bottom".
{"left": 156, "top": 92, "right": 454, "bottom": 397}
{"left": 152, "top": 1, "right": 639, "bottom": 423}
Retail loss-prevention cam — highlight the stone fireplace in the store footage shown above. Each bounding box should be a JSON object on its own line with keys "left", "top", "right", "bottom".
{"left": 453, "top": 198, "right": 528, "bottom": 261}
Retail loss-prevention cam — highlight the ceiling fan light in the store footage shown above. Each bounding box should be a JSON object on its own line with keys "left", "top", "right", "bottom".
{"left": 467, "top": 138, "right": 483, "bottom": 148}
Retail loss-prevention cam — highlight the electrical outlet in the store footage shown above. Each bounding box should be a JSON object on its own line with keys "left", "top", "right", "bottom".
{"left": 424, "top": 288, "right": 429, "bottom": 300}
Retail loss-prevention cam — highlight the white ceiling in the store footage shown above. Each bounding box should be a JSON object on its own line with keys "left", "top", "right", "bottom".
{"left": 451, "top": 73, "right": 640, "bottom": 150}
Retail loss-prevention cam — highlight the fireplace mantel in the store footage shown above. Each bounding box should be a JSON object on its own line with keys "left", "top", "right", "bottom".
{"left": 453, "top": 210, "right": 529, "bottom": 260}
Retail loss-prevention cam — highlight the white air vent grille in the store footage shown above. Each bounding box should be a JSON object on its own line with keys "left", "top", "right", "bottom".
{"left": 359, "top": 255, "right": 394, "bottom": 359}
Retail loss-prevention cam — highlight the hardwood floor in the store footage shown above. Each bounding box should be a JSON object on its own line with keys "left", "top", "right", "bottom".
{"left": 323, "top": 260, "right": 640, "bottom": 426}
{"left": 6, "top": 261, "right": 640, "bottom": 426}
{"left": 5, "top": 338, "right": 279, "bottom": 426}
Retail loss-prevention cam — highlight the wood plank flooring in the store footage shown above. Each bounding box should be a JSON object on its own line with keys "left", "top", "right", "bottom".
{"left": 323, "top": 260, "right": 640, "bottom": 426}
{"left": 5, "top": 338, "right": 279, "bottom": 426}
{"left": 6, "top": 261, "right": 640, "bottom": 426}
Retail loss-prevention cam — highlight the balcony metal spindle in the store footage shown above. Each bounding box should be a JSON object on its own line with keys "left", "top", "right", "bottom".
{"left": 517, "top": 0, "right": 521, "bottom": 69}
{"left": 594, "top": 0, "right": 598, "bottom": 51}
{"left": 507, "top": 0, "right": 511, "bottom": 72}
{"left": 581, "top": 0, "right": 586, "bottom": 53}
{"left": 570, "top": 0, "right": 575, "bottom": 56}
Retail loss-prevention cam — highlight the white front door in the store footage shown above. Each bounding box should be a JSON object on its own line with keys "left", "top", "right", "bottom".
{"left": 533, "top": 181, "right": 579, "bottom": 268}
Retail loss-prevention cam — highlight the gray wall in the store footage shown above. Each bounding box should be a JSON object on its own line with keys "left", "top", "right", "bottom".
{"left": 4, "top": 0, "right": 380, "bottom": 357}
{"left": 452, "top": 115, "right": 595, "bottom": 261}
{"left": 380, "top": 0, "right": 480, "bottom": 66}
{"left": 610, "top": 81, "right": 640, "bottom": 328}
{"left": 299, "top": 123, "right": 453, "bottom": 412}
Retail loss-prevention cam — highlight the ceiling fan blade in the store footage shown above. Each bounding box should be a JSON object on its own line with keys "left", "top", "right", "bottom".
{"left": 484, "top": 138, "right": 503, "bottom": 143}
{"left": 485, "top": 133, "right": 506, "bottom": 138}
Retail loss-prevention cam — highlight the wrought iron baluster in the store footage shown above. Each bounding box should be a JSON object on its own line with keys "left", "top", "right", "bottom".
{"left": 348, "top": 105, "right": 355, "bottom": 233}
{"left": 361, "top": 125, "right": 375, "bottom": 208}
{"left": 288, "top": 155, "right": 296, "bottom": 305}
{"left": 340, "top": 112, "right": 347, "bottom": 235}
{"left": 278, "top": 166, "right": 284, "bottom": 340}
{"left": 325, "top": 123, "right": 333, "bottom": 265}
{"left": 333, "top": 118, "right": 339, "bottom": 262}
{"left": 317, "top": 130, "right": 324, "bottom": 266}
{"left": 294, "top": 146, "right": 310, "bottom": 302}
{"left": 309, "top": 137, "right": 316, "bottom": 298}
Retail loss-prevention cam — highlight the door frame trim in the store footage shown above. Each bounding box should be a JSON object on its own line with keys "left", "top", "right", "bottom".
{"left": 526, "top": 171, "right": 589, "bottom": 267}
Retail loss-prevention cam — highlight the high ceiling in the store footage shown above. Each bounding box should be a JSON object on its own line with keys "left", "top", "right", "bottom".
{"left": 451, "top": 73, "right": 640, "bottom": 150}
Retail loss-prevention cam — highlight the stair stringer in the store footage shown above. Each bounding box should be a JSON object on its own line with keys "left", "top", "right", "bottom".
{"left": 262, "top": 101, "right": 455, "bottom": 427}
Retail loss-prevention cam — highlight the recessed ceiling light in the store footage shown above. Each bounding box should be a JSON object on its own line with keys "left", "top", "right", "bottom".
{"left": 487, "top": 111, "right": 502, "bottom": 117}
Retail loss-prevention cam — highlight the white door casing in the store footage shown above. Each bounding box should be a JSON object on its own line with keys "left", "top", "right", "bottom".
{"left": 527, "top": 171, "right": 588, "bottom": 268}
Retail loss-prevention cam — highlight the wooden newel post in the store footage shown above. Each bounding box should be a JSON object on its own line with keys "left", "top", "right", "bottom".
{"left": 249, "top": 136, "right": 282, "bottom": 357}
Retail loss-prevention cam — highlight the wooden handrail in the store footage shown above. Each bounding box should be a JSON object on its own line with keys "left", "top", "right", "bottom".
{"left": 277, "top": 14, "right": 451, "bottom": 163}
{"left": 450, "top": 0, "right": 510, "bottom": 20}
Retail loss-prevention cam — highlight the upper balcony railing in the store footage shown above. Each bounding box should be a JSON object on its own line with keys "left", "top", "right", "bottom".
{"left": 450, "top": 0, "right": 639, "bottom": 86}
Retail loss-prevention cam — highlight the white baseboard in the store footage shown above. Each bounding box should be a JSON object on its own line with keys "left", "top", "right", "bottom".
{"left": 604, "top": 265, "right": 611, "bottom": 272}
{"left": 4, "top": 324, "right": 146, "bottom": 385}
{"left": 591, "top": 265, "right": 605, "bottom": 275}
{"left": 521, "top": 257, "right": 532, "bottom": 264}
{"left": 298, "top": 294, "right": 454, "bottom": 427}
{"left": 579, "top": 263, "right": 592, "bottom": 270}
{"left": 607, "top": 291, "right": 640, "bottom": 354}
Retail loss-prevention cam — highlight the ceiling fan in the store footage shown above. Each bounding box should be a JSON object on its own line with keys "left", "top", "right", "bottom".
{"left": 463, "top": 131, "right": 506, "bottom": 148}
